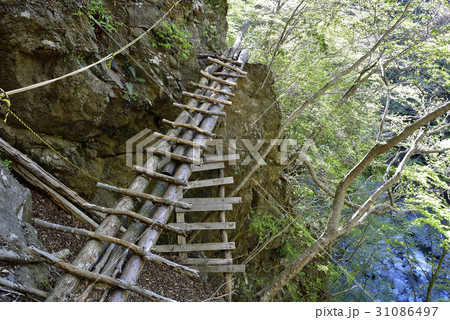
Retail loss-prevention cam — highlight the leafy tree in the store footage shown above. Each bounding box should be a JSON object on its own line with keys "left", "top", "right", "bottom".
{"left": 227, "top": 0, "right": 449, "bottom": 301}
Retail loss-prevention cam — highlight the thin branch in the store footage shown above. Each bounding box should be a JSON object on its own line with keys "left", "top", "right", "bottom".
{"left": 414, "top": 147, "right": 450, "bottom": 154}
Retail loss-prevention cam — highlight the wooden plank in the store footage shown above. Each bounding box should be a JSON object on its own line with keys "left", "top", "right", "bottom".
{"left": 153, "top": 132, "right": 207, "bottom": 150}
{"left": 182, "top": 197, "right": 242, "bottom": 205}
{"left": 212, "top": 72, "right": 246, "bottom": 78}
{"left": 84, "top": 204, "right": 188, "bottom": 236}
{"left": 192, "top": 162, "right": 225, "bottom": 172}
{"left": 189, "top": 81, "right": 236, "bottom": 97}
{"left": 173, "top": 103, "right": 226, "bottom": 117}
{"left": 146, "top": 147, "right": 201, "bottom": 165}
{"left": 182, "top": 91, "right": 232, "bottom": 106}
{"left": 97, "top": 182, "right": 191, "bottom": 209}
{"left": 200, "top": 70, "right": 237, "bottom": 87}
{"left": 186, "top": 177, "right": 234, "bottom": 189}
{"left": 162, "top": 119, "right": 217, "bottom": 138}
{"left": 197, "top": 54, "right": 242, "bottom": 66}
{"left": 153, "top": 242, "right": 235, "bottom": 253}
{"left": 207, "top": 57, "right": 248, "bottom": 75}
{"left": 203, "top": 154, "right": 240, "bottom": 163}
{"left": 168, "top": 222, "right": 236, "bottom": 231}
{"left": 175, "top": 203, "right": 233, "bottom": 213}
{"left": 132, "top": 165, "right": 188, "bottom": 186}
{"left": 179, "top": 258, "right": 233, "bottom": 265}
{"left": 190, "top": 265, "right": 246, "bottom": 273}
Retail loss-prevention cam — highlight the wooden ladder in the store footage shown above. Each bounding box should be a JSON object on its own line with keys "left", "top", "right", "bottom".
{"left": 153, "top": 150, "right": 245, "bottom": 300}
{"left": 44, "top": 48, "right": 249, "bottom": 302}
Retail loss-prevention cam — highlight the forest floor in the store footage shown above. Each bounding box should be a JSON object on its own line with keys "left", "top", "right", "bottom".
{"left": 0, "top": 182, "right": 224, "bottom": 302}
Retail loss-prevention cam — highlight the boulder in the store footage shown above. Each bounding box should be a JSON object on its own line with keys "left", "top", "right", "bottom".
{"left": 0, "top": 162, "right": 49, "bottom": 293}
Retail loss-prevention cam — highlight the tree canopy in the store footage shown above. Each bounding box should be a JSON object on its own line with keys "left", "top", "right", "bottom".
{"left": 227, "top": 0, "right": 450, "bottom": 301}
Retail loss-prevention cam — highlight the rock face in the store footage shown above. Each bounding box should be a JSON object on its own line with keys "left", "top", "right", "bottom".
{"left": 0, "top": 163, "right": 49, "bottom": 292}
{"left": 0, "top": 0, "right": 229, "bottom": 196}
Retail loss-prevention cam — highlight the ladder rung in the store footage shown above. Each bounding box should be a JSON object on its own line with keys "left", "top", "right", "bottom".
{"left": 198, "top": 54, "right": 242, "bottom": 66}
{"left": 84, "top": 203, "right": 188, "bottom": 236}
{"left": 132, "top": 165, "right": 188, "bottom": 186}
{"left": 191, "top": 162, "right": 225, "bottom": 172}
{"left": 186, "top": 177, "right": 234, "bottom": 189}
{"left": 182, "top": 91, "right": 232, "bottom": 106}
{"left": 162, "top": 119, "right": 216, "bottom": 138}
{"left": 153, "top": 132, "right": 207, "bottom": 151}
{"left": 153, "top": 242, "right": 235, "bottom": 253}
{"left": 182, "top": 197, "right": 242, "bottom": 205}
{"left": 173, "top": 103, "right": 226, "bottom": 117}
{"left": 189, "top": 81, "right": 235, "bottom": 97}
{"left": 200, "top": 70, "right": 237, "bottom": 87}
{"left": 168, "top": 222, "right": 236, "bottom": 231}
{"left": 146, "top": 147, "right": 201, "bottom": 165}
{"left": 203, "top": 154, "right": 240, "bottom": 163}
{"left": 96, "top": 183, "right": 191, "bottom": 209}
{"left": 175, "top": 203, "right": 233, "bottom": 213}
{"left": 179, "top": 258, "right": 233, "bottom": 265}
{"left": 212, "top": 72, "right": 246, "bottom": 78}
{"left": 207, "top": 57, "right": 247, "bottom": 75}
{"left": 190, "top": 265, "right": 245, "bottom": 273}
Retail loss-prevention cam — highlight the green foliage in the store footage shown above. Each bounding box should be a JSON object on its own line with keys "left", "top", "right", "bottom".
{"left": 73, "top": 0, "right": 122, "bottom": 33}
{"left": 228, "top": 0, "right": 450, "bottom": 301}
{"left": 149, "top": 20, "right": 193, "bottom": 60}
{"left": 0, "top": 152, "right": 11, "bottom": 170}
{"left": 122, "top": 62, "right": 146, "bottom": 101}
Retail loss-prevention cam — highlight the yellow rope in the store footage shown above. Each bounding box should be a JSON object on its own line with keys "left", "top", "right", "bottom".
{"left": 0, "top": 90, "right": 102, "bottom": 183}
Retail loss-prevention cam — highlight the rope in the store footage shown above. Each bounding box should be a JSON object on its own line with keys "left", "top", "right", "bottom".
{"left": 5, "top": 0, "right": 181, "bottom": 97}
{"left": 0, "top": 89, "right": 102, "bottom": 183}
{"left": 0, "top": 1, "right": 181, "bottom": 182}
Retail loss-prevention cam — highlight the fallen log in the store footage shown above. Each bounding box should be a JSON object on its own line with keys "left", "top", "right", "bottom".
{"left": 0, "top": 248, "right": 70, "bottom": 264}
{"left": 0, "top": 277, "right": 49, "bottom": 299}
{"left": 0, "top": 137, "right": 100, "bottom": 229}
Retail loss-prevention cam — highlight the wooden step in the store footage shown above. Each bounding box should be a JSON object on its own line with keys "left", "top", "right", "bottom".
{"left": 162, "top": 119, "right": 216, "bottom": 138}
{"left": 182, "top": 197, "right": 242, "bottom": 205}
{"left": 200, "top": 70, "right": 237, "bottom": 87}
{"left": 153, "top": 132, "right": 207, "bottom": 150}
{"left": 179, "top": 258, "right": 233, "bottom": 265}
{"left": 203, "top": 154, "right": 240, "bottom": 163}
{"left": 132, "top": 165, "right": 188, "bottom": 186}
{"left": 153, "top": 242, "right": 235, "bottom": 253}
{"left": 96, "top": 183, "right": 191, "bottom": 209}
{"left": 212, "top": 72, "right": 246, "bottom": 78}
{"left": 190, "top": 265, "right": 245, "bottom": 273}
{"left": 207, "top": 57, "right": 248, "bottom": 75}
{"left": 186, "top": 177, "right": 234, "bottom": 189}
{"left": 146, "top": 147, "right": 201, "bottom": 165}
{"left": 182, "top": 91, "right": 232, "bottom": 106}
{"left": 168, "top": 222, "right": 236, "bottom": 231}
{"left": 175, "top": 203, "right": 233, "bottom": 213}
{"left": 189, "top": 81, "right": 236, "bottom": 97}
{"left": 192, "top": 162, "right": 225, "bottom": 172}
{"left": 173, "top": 103, "right": 226, "bottom": 117}
{"left": 198, "top": 54, "right": 242, "bottom": 66}
{"left": 84, "top": 203, "right": 188, "bottom": 236}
